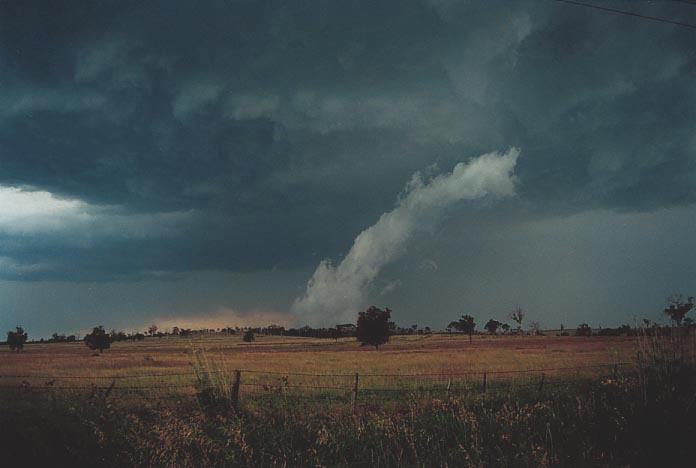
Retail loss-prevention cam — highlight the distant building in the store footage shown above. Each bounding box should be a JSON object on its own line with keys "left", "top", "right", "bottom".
{"left": 336, "top": 323, "right": 356, "bottom": 336}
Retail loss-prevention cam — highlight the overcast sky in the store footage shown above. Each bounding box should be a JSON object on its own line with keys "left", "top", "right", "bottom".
{"left": 1, "top": 0, "right": 696, "bottom": 337}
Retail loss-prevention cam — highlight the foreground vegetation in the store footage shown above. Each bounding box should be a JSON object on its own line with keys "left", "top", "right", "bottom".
{"left": 1, "top": 333, "right": 694, "bottom": 467}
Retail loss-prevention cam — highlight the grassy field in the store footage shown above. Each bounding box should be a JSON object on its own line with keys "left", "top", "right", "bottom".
{"left": 3, "top": 333, "right": 694, "bottom": 467}
{"left": 0, "top": 333, "right": 636, "bottom": 402}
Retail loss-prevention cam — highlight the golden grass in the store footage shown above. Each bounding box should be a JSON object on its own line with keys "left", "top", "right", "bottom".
{"left": 0, "top": 333, "right": 636, "bottom": 401}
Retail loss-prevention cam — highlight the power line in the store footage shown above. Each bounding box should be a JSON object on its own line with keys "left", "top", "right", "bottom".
{"left": 552, "top": 0, "right": 696, "bottom": 29}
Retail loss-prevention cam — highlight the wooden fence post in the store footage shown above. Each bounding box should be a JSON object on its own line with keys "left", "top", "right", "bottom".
{"left": 232, "top": 370, "right": 241, "bottom": 409}
{"left": 446, "top": 378, "right": 452, "bottom": 398}
{"left": 537, "top": 373, "right": 545, "bottom": 396}
{"left": 482, "top": 372, "right": 487, "bottom": 394}
{"left": 350, "top": 372, "right": 359, "bottom": 413}
{"left": 103, "top": 380, "right": 116, "bottom": 403}
{"left": 612, "top": 364, "right": 618, "bottom": 380}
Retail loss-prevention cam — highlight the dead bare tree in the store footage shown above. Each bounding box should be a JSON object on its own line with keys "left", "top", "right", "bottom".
{"left": 509, "top": 307, "right": 525, "bottom": 334}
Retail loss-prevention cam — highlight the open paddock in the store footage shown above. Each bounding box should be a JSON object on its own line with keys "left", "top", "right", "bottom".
{"left": 0, "top": 333, "right": 637, "bottom": 406}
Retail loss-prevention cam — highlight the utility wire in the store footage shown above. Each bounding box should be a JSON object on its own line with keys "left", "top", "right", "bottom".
{"left": 553, "top": 0, "right": 696, "bottom": 29}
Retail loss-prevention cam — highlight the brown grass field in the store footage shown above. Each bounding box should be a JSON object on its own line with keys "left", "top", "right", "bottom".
{"left": 3, "top": 332, "right": 696, "bottom": 467}
{"left": 0, "top": 333, "right": 638, "bottom": 404}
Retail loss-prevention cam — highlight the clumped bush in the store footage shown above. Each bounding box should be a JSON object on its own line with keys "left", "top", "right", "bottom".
{"left": 242, "top": 330, "right": 254, "bottom": 342}
{"left": 84, "top": 326, "right": 111, "bottom": 353}
{"left": 6, "top": 327, "right": 28, "bottom": 351}
{"left": 575, "top": 323, "right": 592, "bottom": 337}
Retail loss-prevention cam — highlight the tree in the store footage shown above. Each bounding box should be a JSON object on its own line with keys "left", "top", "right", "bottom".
{"left": 449, "top": 315, "right": 476, "bottom": 341}
{"left": 110, "top": 330, "right": 127, "bottom": 342}
{"left": 7, "top": 327, "right": 28, "bottom": 352}
{"left": 509, "top": 307, "right": 525, "bottom": 333}
{"left": 575, "top": 323, "right": 592, "bottom": 337}
{"left": 529, "top": 320, "right": 542, "bottom": 336}
{"left": 356, "top": 306, "right": 391, "bottom": 350}
{"left": 501, "top": 323, "right": 511, "bottom": 334}
{"left": 484, "top": 319, "right": 502, "bottom": 335}
{"left": 243, "top": 330, "right": 254, "bottom": 342}
{"left": 84, "top": 326, "right": 111, "bottom": 353}
{"left": 664, "top": 294, "right": 695, "bottom": 326}
{"left": 148, "top": 324, "right": 158, "bottom": 336}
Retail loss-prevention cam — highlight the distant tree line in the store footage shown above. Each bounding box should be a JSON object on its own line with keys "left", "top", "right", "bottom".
{"left": 4, "top": 293, "right": 694, "bottom": 352}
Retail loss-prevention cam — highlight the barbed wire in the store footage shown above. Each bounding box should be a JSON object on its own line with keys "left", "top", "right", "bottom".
{"left": 0, "top": 375, "right": 615, "bottom": 394}
{"left": 0, "top": 361, "right": 630, "bottom": 381}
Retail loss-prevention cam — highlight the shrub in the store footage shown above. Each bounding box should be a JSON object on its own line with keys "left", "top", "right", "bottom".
{"left": 84, "top": 326, "right": 111, "bottom": 353}
{"left": 484, "top": 319, "right": 502, "bottom": 335}
{"left": 575, "top": 323, "right": 592, "bottom": 337}
{"left": 7, "top": 327, "right": 28, "bottom": 351}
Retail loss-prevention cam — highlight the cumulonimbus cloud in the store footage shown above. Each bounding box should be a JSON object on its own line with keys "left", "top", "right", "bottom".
{"left": 291, "top": 148, "right": 520, "bottom": 325}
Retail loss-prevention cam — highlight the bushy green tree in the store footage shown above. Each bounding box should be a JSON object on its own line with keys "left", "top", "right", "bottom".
{"left": 356, "top": 306, "right": 391, "bottom": 350}
{"left": 449, "top": 315, "right": 476, "bottom": 341}
{"left": 484, "top": 319, "right": 502, "bottom": 335}
{"left": 84, "top": 326, "right": 111, "bottom": 353}
{"left": 7, "top": 327, "right": 28, "bottom": 352}
{"left": 243, "top": 330, "right": 254, "bottom": 342}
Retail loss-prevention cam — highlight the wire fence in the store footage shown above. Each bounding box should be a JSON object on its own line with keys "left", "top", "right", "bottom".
{"left": 0, "top": 361, "right": 633, "bottom": 409}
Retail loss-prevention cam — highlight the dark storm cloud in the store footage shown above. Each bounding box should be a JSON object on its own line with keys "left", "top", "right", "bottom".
{"left": 1, "top": 0, "right": 695, "bottom": 281}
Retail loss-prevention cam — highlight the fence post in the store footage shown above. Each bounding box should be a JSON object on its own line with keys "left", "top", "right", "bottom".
{"left": 446, "top": 378, "right": 452, "bottom": 398}
{"left": 482, "top": 372, "right": 487, "bottom": 394}
{"left": 232, "top": 370, "right": 241, "bottom": 409}
{"left": 103, "top": 380, "right": 116, "bottom": 402}
{"left": 537, "top": 373, "right": 545, "bottom": 396}
{"left": 612, "top": 363, "right": 618, "bottom": 380}
{"left": 350, "top": 372, "right": 359, "bottom": 413}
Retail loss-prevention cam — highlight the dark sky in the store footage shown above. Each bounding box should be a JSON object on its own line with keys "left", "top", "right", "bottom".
{"left": 1, "top": 0, "right": 695, "bottom": 337}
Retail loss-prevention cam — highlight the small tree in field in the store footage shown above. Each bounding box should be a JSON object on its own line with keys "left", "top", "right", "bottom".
{"left": 529, "top": 320, "right": 542, "bottom": 336}
{"left": 484, "top": 319, "right": 502, "bottom": 335}
{"left": 664, "top": 295, "right": 694, "bottom": 326}
{"left": 7, "top": 327, "right": 28, "bottom": 352}
{"left": 356, "top": 306, "right": 391, "bottom": 350}
{"left": 501, "top": 323, "right": 511, "bottom": 334}
{"left": 461, "top": 315, "right": 476, "bottom": 341}
{"left": 84, "top": 326, "right": 111, "bottom": 353}
{"left": 449, "top": 315, "right": 476, "bottom": 341}
{"left": 509, "top": 307, "right": 525, "bottom": 334}
{"left": 243, "top": 330, "right": 254, "bottom": 342}
{"left": 575, "top": 323, "right": 592, "bottom": 337}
